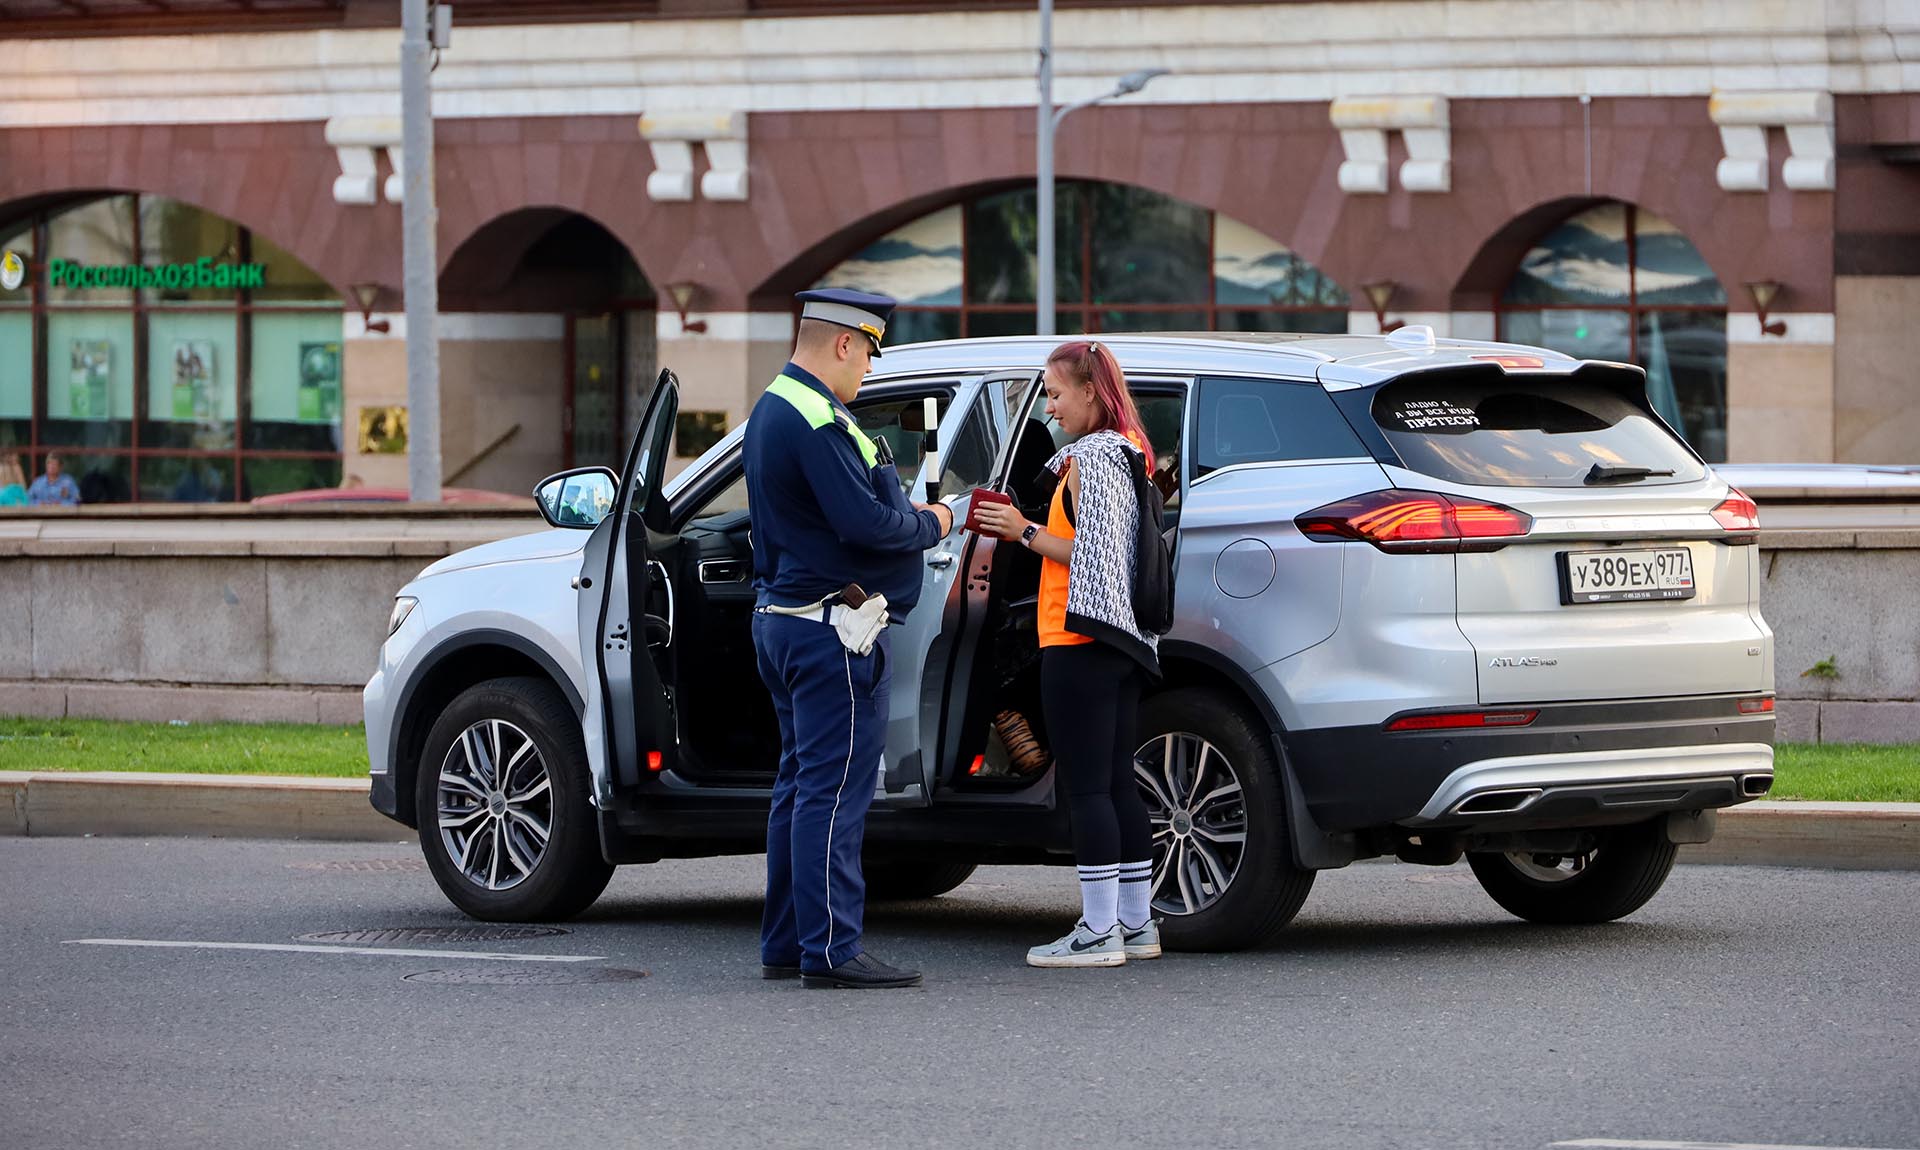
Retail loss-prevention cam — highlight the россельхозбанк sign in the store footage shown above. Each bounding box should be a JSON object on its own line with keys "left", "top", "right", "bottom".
{"left": 46, "top": 257, "right": 266, "bottom": 291}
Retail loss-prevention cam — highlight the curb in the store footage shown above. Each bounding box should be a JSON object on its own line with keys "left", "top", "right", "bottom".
{"left": 0, "top": 772, "right": 404, "bottom": 843}
{"left": 1683, "top": 800, "right": 1920, "bottom": 871}
{"left": 2, "top": 773, "right": 1916, "bottom": 870}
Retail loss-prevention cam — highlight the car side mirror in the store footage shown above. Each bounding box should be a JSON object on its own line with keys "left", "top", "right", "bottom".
{"left": 533, "top": 467, "right": 619, "bottom": 529}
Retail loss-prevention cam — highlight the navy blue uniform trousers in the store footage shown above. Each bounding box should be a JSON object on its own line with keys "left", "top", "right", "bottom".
{"left": 753, "top": 611, "right": 890, "bottom": 972}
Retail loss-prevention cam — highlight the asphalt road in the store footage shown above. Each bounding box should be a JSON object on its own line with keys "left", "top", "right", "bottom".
{"left": 3, "top": 837, "right": 1916, "bottom": 1150}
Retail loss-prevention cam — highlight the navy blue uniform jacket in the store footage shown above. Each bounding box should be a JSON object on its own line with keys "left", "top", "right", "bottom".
{"left": 744, "top": 363, "right": 943, "bottom": 619}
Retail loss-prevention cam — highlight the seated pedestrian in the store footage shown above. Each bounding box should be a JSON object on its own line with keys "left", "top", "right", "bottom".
{"left": 27, "top": 453, "right": 80, "bottom": 507}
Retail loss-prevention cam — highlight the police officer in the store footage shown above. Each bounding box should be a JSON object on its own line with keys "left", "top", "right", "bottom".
{"left": 746, "top": 288, "right": 954, "bottom": 989}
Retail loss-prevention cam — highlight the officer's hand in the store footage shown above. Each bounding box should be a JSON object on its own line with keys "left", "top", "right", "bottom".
{"left": 915, "top": 501, "right": 954, "bottom": 538}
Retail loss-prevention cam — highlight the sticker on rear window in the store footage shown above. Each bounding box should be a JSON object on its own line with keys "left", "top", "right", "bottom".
{"left": 1384, "top": 398, "right": 1480, "bottom": 434}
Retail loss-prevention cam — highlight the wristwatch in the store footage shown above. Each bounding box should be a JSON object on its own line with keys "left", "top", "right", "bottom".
{"left": 1019, "top": 523, "right": 1040, "bottom": 548}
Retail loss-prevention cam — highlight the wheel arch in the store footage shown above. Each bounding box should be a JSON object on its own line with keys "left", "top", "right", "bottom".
{"left": 389, "top": 631, "right": 584, "bottom": 829}
{"left": 1155, "top": 641, "right": 1286, "bottom": 736}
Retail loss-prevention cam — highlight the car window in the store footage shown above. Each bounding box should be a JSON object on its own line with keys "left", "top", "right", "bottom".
{"left": 1369, "top": 372, "right": 1708, "bottom": 488}
{"left": 937, "top": 400, "right": 996, "bottom": 495}
{"left": 1193, "top": 377, "right": 1366, "bottom": 478}
{"left": 690, "top": 467, "right": 749, "bottom": 520}
{"left": 852, "top": 392, "right": 953, "bottom": 492}
{"left": 1006, "top": 384, "right": 1186, "bottom": 512}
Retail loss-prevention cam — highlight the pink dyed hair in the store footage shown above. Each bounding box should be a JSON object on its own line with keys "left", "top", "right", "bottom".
{"left": 1046, "top": 340, "right": 1155, "bottom": 472}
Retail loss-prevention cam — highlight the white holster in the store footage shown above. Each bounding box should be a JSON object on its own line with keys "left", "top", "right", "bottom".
{"left": 760, "top": 593, "right": 890, "bottom": 656}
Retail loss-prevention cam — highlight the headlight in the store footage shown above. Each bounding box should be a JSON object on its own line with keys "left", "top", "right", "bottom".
{"left": 388, "top": 596, "right": 418, "bottom": 637}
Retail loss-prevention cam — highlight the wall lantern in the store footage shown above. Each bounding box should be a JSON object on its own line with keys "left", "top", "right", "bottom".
{"left": 666, "top": 282, "right": 708, "bottom": 334}
{"left": 351, "top": 283, "right": 390, "bottom": 335}
{"left": 1361, "top": 280, "right": 1404, "bottom": 334}
{"left": 1744, "top": 280, "right": 1787, "bottom": 337}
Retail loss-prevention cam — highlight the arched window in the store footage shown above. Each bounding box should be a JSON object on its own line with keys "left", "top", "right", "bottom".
{"left": 815, "top": 181, "right": 1347, "bottom": 342}
{"left": 0, "top": 193, "right": 344, "bottom": 502}
{"left": 1497, "top": 202, "right": 1728, "bottom": 462}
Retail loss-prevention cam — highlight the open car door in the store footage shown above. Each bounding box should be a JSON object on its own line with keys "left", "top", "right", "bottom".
{"left": 576, "top": 369, "right": 680, "bottom": 811}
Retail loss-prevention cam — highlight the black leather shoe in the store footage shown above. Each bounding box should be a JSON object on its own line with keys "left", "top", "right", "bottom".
{"left": 761, "top": 963, "right": 801, "bottom": 980}
{"left": 800, "top": 952, "right": 922, "bottom": 989}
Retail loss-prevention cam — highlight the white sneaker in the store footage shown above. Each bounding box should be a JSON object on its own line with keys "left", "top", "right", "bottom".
{"left": 1025, "top": 921, "right": 1126, "bottom": 968}
{"left": 1120, "top": 919, "right": 1162, "bottom": 959}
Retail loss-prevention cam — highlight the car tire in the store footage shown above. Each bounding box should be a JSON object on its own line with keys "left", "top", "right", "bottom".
{"left": 1466, "top": 820, "right": 1678, "bottom": 925}
{"left": 1135, "top": 689, "right": 1315, "bottom": 952}
{"left": 415, "top": 676, "right": 614, "bottom": 922}
{"left": 864, "top": 859, "right": 979, "bottom": 901}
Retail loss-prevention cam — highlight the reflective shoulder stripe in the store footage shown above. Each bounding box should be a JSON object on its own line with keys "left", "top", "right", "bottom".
{"left": 835, "top": 411, "right": 881, "bottom": 470}
{"left": 767, "top": 375, "right": 879, "bottom": 470}
{"left": 767, "top": 375, "right": 834, "bottom": 429}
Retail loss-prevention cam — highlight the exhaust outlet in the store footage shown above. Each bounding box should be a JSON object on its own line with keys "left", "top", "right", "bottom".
{"left": 1742, "top": 774, "right": 1773, "bottom": 797}
{"left": 1452, "top": 787, "right": 1544, "bottom": 815}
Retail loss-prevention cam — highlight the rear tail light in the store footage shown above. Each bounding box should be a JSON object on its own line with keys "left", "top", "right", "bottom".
{"left": 1737, "top": 697, "right": 1775, "bottom": 715}
{"left": 647, "top": 750, "right": 664, "bottom": 772}
{"left": 1712, "top": 488, "right": 1760, "bottom": 534}
{"left": 1385, "top": 709, "right": 1539, "bottom": 732}
{"left": 1295, "top": 489, "right": 1533, "bottom": 553}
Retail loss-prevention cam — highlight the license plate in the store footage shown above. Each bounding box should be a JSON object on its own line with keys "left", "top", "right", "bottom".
{"left": 1558, "top": 548, "right": 1696, "bottom": 604}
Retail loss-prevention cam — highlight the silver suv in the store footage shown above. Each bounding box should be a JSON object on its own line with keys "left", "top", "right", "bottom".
{"left": 363, "top": 330, "right": 1776, "bottom": 951}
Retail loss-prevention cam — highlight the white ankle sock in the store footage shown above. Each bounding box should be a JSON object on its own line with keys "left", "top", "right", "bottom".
{"left": 1117, "top": 860, "right": 1154, "bottom": 929}
{"left": 1076, "top": 864, "right": 1120, "bottom": 933}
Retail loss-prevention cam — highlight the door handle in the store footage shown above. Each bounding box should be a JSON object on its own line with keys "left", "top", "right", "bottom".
{"left": 927, "top": 553, "right": 955, "bottom": 570}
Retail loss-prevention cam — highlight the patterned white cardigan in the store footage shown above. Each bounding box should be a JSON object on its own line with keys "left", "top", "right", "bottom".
{"left": 1044, "top": 429, "right": 1161, "bottom": 676}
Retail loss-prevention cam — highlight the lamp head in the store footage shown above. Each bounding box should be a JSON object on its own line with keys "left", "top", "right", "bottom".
{"left": 1744, "top": 279, "right": 1782, "bottom": 313}
{"left": 1115, "top": 68, "right": 1170, "bottom": 96}
{"left": 1361, "top": 280, "right": 1398, "bottom": 312}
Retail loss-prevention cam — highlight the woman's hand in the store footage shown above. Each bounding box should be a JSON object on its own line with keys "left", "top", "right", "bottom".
{"left": 970, "top": 499, "right": 1031, "bottom": 542}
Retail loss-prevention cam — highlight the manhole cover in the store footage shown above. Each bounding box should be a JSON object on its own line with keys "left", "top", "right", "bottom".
{"left": 287, "top": 859, "right": 428, "bottom": 873}
{"left": 404, "top": 967, "right": 647, "bottom": 986}
{"left": 295, "top": 925, "right": 569, "bottom": 944}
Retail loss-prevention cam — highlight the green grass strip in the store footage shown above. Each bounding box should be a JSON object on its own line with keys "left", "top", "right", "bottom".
{"left": 0, "top": 718, "right": 1913, "bottom": 801}
{"left": 1770, "top": 742, "right": 1920, "bottom": 803}
{"left": 0, "top": 717, "right": 369, "bottom": 778}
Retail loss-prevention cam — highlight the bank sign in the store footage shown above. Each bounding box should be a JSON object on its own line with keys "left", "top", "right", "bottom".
{"left": 44, "top": 257, "right": 267, "bottom": 291}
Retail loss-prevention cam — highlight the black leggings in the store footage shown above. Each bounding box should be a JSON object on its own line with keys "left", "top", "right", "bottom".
{"left": 1041, "top": 641, "right": 1152, "bottom": 867}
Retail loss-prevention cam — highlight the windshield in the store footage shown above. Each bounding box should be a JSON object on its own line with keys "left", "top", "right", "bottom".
{"left": 1370, "top": 372, "right": 1707, "bottom": 489}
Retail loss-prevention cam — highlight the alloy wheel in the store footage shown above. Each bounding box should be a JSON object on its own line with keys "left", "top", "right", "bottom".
{"left": 1135, "top": 732, "right": 1248, "bottom": 916}
{"left": 436, "top": 719, "right": 554, "bottom": 892}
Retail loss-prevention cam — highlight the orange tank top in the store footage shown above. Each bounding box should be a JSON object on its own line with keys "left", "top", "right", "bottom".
{"left": 1037, "top": 469, "right": 1092, "bottom": 649}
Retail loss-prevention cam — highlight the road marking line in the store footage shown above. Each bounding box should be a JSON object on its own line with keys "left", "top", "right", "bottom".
{"left": 64, "top": 939, "right": 604, "bottom": 963}
{"left": 1556, "top": 1140, "right": 1918, "bottom": 1150}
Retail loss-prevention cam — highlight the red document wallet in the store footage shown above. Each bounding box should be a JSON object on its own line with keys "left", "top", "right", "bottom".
{"left": 964, "top": 487, "right": 1014, "bottom": 534}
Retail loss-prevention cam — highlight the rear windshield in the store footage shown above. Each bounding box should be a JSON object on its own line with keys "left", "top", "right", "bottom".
{"left": 1370, "top": 373, "right": 1706, "bottom": 489}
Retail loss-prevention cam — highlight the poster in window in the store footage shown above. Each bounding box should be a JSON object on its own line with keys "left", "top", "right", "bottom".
{"left": 170, "top": 339, "right": 216, "bottom": 421}
{"left": 68, "top": 339, "right": 111, "bottom": 420}
{"left": 298, "top": 341, "right": 342, "bottom": 423}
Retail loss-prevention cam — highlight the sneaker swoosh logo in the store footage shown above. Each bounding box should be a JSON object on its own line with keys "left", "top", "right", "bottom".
{"left": 1068, "top": 935, "right": 1109, "bottom": 953}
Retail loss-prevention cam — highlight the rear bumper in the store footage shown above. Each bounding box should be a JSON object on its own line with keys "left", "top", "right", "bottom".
{"left": 1400, "top": 743, "right": 1772, "bottom": 829}
{"left": 1284, "top": 694, "right": 1775, "bottom": 831}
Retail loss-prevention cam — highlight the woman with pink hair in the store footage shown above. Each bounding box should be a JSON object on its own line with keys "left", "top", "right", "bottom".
{"left": 974, "top": 340, "right": 1164, "bottom": 967}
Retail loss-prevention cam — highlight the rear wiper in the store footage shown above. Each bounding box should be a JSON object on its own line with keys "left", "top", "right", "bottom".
{"left": 1584, "top": 463, "right": 1676, "bottom": 485}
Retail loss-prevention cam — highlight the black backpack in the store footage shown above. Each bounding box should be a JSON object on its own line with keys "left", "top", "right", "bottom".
{"left": 1125, "top": 447, "right": 1176, "bottom": 635}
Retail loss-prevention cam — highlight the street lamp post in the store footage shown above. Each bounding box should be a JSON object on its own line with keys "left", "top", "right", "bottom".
{"left": 1035, "top": 2, "right": 1167, "bottom": 336}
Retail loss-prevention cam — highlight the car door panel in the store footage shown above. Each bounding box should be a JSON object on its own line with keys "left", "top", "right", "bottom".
{"left": 577, "top": 369, "right": 680, "bottom": 806}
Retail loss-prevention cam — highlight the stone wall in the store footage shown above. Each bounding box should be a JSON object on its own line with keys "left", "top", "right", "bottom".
{"left": 0, "top": 519, "right": 1914, "bottom": 742}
